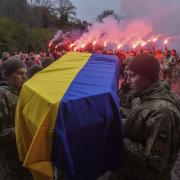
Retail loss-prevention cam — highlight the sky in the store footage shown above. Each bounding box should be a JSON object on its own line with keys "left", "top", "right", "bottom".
{"left": 71, "top": 0, "right": 121, "bottom": 22}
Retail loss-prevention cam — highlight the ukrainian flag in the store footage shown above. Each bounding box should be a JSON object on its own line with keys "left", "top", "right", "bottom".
{"left": 15, "top": 52, "right": 123, "bottom": 180}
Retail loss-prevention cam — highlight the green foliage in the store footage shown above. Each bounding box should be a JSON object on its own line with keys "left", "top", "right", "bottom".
{"left": 27, "top": 27, "right": 52, "bottom": 52}
{"left": 0, "top": 17, "right": 53, "bottom": 55}
{"left": 0, "top": 0, "right": 89, "bottom": 55}
{"left": 0, "top": 17, "right": 28, "bottom": 53}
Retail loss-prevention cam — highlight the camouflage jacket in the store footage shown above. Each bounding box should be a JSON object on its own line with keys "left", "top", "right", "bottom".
{"left": 0, "top": 85, "right": 33, "bottom": 180}
{"left": 123, "top": 81, "right": 180, "bottom": 180}
{"left": 0, "top": 85, "right": 19, "bottom": 146}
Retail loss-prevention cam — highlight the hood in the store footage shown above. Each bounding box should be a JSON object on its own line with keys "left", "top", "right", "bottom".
{"left": 138, "top": 80, "right": 180, "bottom": 111}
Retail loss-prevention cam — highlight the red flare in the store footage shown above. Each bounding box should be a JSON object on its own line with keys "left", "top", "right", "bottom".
{"left": 164, "top": 39, "right": 168, "bottom": 44}
{"left": 93, "top": 40, "right": 96, "bottom": 46}
{"left": 104, "top": 41, "right": 107, "bottom": 47}
{"left": 117, "top": 44, "right": 122, "bottom": 49}
{"left": 81, "top": 44, "right": 85, "bottom": 48}
{"left": 152, "top": 38, "right": 157, "bottom": 42}
{"left": 141, "top": 42, "right": 146, "bottom": 47}
{"left": 132, "top": 44, "right": 137, "bottom": 49}
{"left": 69, "top": 43, "right": 74, "bottom": 48}
{"left": 48, "top": 42, "right": 52, "bottom": 48}
{"left": 73, "top": 47, "right": 77, "bottom": 52}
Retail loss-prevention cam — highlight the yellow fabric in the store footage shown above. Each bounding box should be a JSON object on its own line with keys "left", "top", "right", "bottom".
{"left": 15, "top": 52, "right": 92, "bottom": 180}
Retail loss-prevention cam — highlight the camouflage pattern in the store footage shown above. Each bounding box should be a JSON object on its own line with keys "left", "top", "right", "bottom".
{"left": 118, "top": 79, "right": 133, "bottom": 121}
{"left": 0, "top": 85, "right": 32, "bottom": 180}
{"left": 119, "top": 89, "right": 133, "bottom": 120}
{"left": 119, "top": 82, "right": 133, "bottom": 109}
{"left": 55, "top": 169, "right": 68, "bottom": 180}
{"left": 110, "top": 81, "right": 180, "bottom": 180}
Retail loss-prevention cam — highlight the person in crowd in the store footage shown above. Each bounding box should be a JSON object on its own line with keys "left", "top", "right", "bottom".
{"left": 41, "top": 57, "right": 53, "bottom": 69}
{"left": 109, "top": 54, "right": 180, "bottom": 180}
{"left": 0, "top": 64, "right": 3, "bottom": 82}
{"left": 28, "top": 56, "right": 38, "bottom": 67}
{"left": 20, "top": 53, "right": 28, "bottom": 65}
{"left": 0, "top": 57, "right": 32, "bottom": 179}
{"left": 28, "top": 64, "right": 42, "bottom": 78}
{"left": 34, "top": 55, "right": 42, "bottom": 65}
{"left": 107, "top": 49, "right": 114, "bottom": 55}
{"left": 169, "top": 49, "right": 177, "bottom": 83}
{"left": 162, "top": 50, "right": 172, "bottom": 84}
{"left": 0, "top": 52, "right": 10, "bottom": 82}
{"left": 171, "top": 49, "right": 177, "bottom": 59}
{"left": 1, "top": 52, "right": 10, "bottom": 63}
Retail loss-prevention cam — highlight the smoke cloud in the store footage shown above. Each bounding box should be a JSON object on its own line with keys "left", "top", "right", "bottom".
{"left": 50, "top": 0, "right": 180, "bottom": 51}
{"left": 122, "top": 0, "right": 180, "bottom": 33}
{"left": 121, "top": 0, "right": 180, "bottom": 49}
{"left": 74, "top": 17, "right": 153, "bottom": 49}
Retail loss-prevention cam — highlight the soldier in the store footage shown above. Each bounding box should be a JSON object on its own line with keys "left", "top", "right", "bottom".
{"left": 110, "top": 54, "right": 180, "bottom": 180}
{"left": 0, "top": 57, "right": 32, "bottom": 179}
{"left": 0, "top": 52, "right": 10, "bottom": 81}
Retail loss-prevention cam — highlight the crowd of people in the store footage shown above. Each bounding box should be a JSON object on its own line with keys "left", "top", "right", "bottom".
{"left": 0, "top": 47, "right": 180, "bottom": 180}
{"left": 0, "top": 47, "right": 179, "bottom": 84}
{"left": 0, "top": 51, "right": 56, "bottom": 81}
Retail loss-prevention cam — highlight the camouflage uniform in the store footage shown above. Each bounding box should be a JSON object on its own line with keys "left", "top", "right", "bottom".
{"left": 110, "top": 81, "right": 180, "bottom": 180}
{"left": 0, "top": 85, "right": 32, "bottom": 180}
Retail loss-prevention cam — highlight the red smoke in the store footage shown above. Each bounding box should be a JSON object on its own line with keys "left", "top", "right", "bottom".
{"left": 49, "top": 0, "right": 180, "bottom": 52}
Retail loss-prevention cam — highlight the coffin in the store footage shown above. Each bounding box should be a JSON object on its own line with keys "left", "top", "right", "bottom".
{"left": 15, "top": 52, "right": 123, "bottom": 180}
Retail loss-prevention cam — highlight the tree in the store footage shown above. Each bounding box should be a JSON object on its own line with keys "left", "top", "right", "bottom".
{"left": 29, "top": 0, "right": 53, "bottom": 8}
{"left": 0, "top": 0, "right": 28, "bottom": 22}
{"left": 27, "top": 27, "right": 52, "bottom": 52}
{"left": 54, "top": 0, "right": 76, "bottom": 25}
{"left": 27, "top": 0, "right": 55, "bottom": 28}
{"left": 96, "top": 10, "right": 120, "bottom": 23}
{"left": 0, "top": 17, "right": 28, "bottom": 53}
{"left": 0, "top": 17, "right": 53, "bottom": 54}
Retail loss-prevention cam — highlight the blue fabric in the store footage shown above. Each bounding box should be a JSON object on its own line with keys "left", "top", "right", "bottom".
{"left": 52, "top": 53, "right": 123, "bottom": 180}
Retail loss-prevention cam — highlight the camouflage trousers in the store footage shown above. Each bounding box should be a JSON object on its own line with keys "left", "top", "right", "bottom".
{"left": 0, "top": 150, "right": 33, "bottom": 180}
{"left": 108, "top": 158, "right": 171, "bottom": 180}
{"left": 109, "top": 168, "right": 171, "bottom": 180}
{"left": 54, "top": 168, "right": 69, "bottom": 180}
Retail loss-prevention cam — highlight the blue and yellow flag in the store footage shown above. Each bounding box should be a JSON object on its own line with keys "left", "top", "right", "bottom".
{"left": 15, "top": 52, "right": 123, "bottom": 180}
